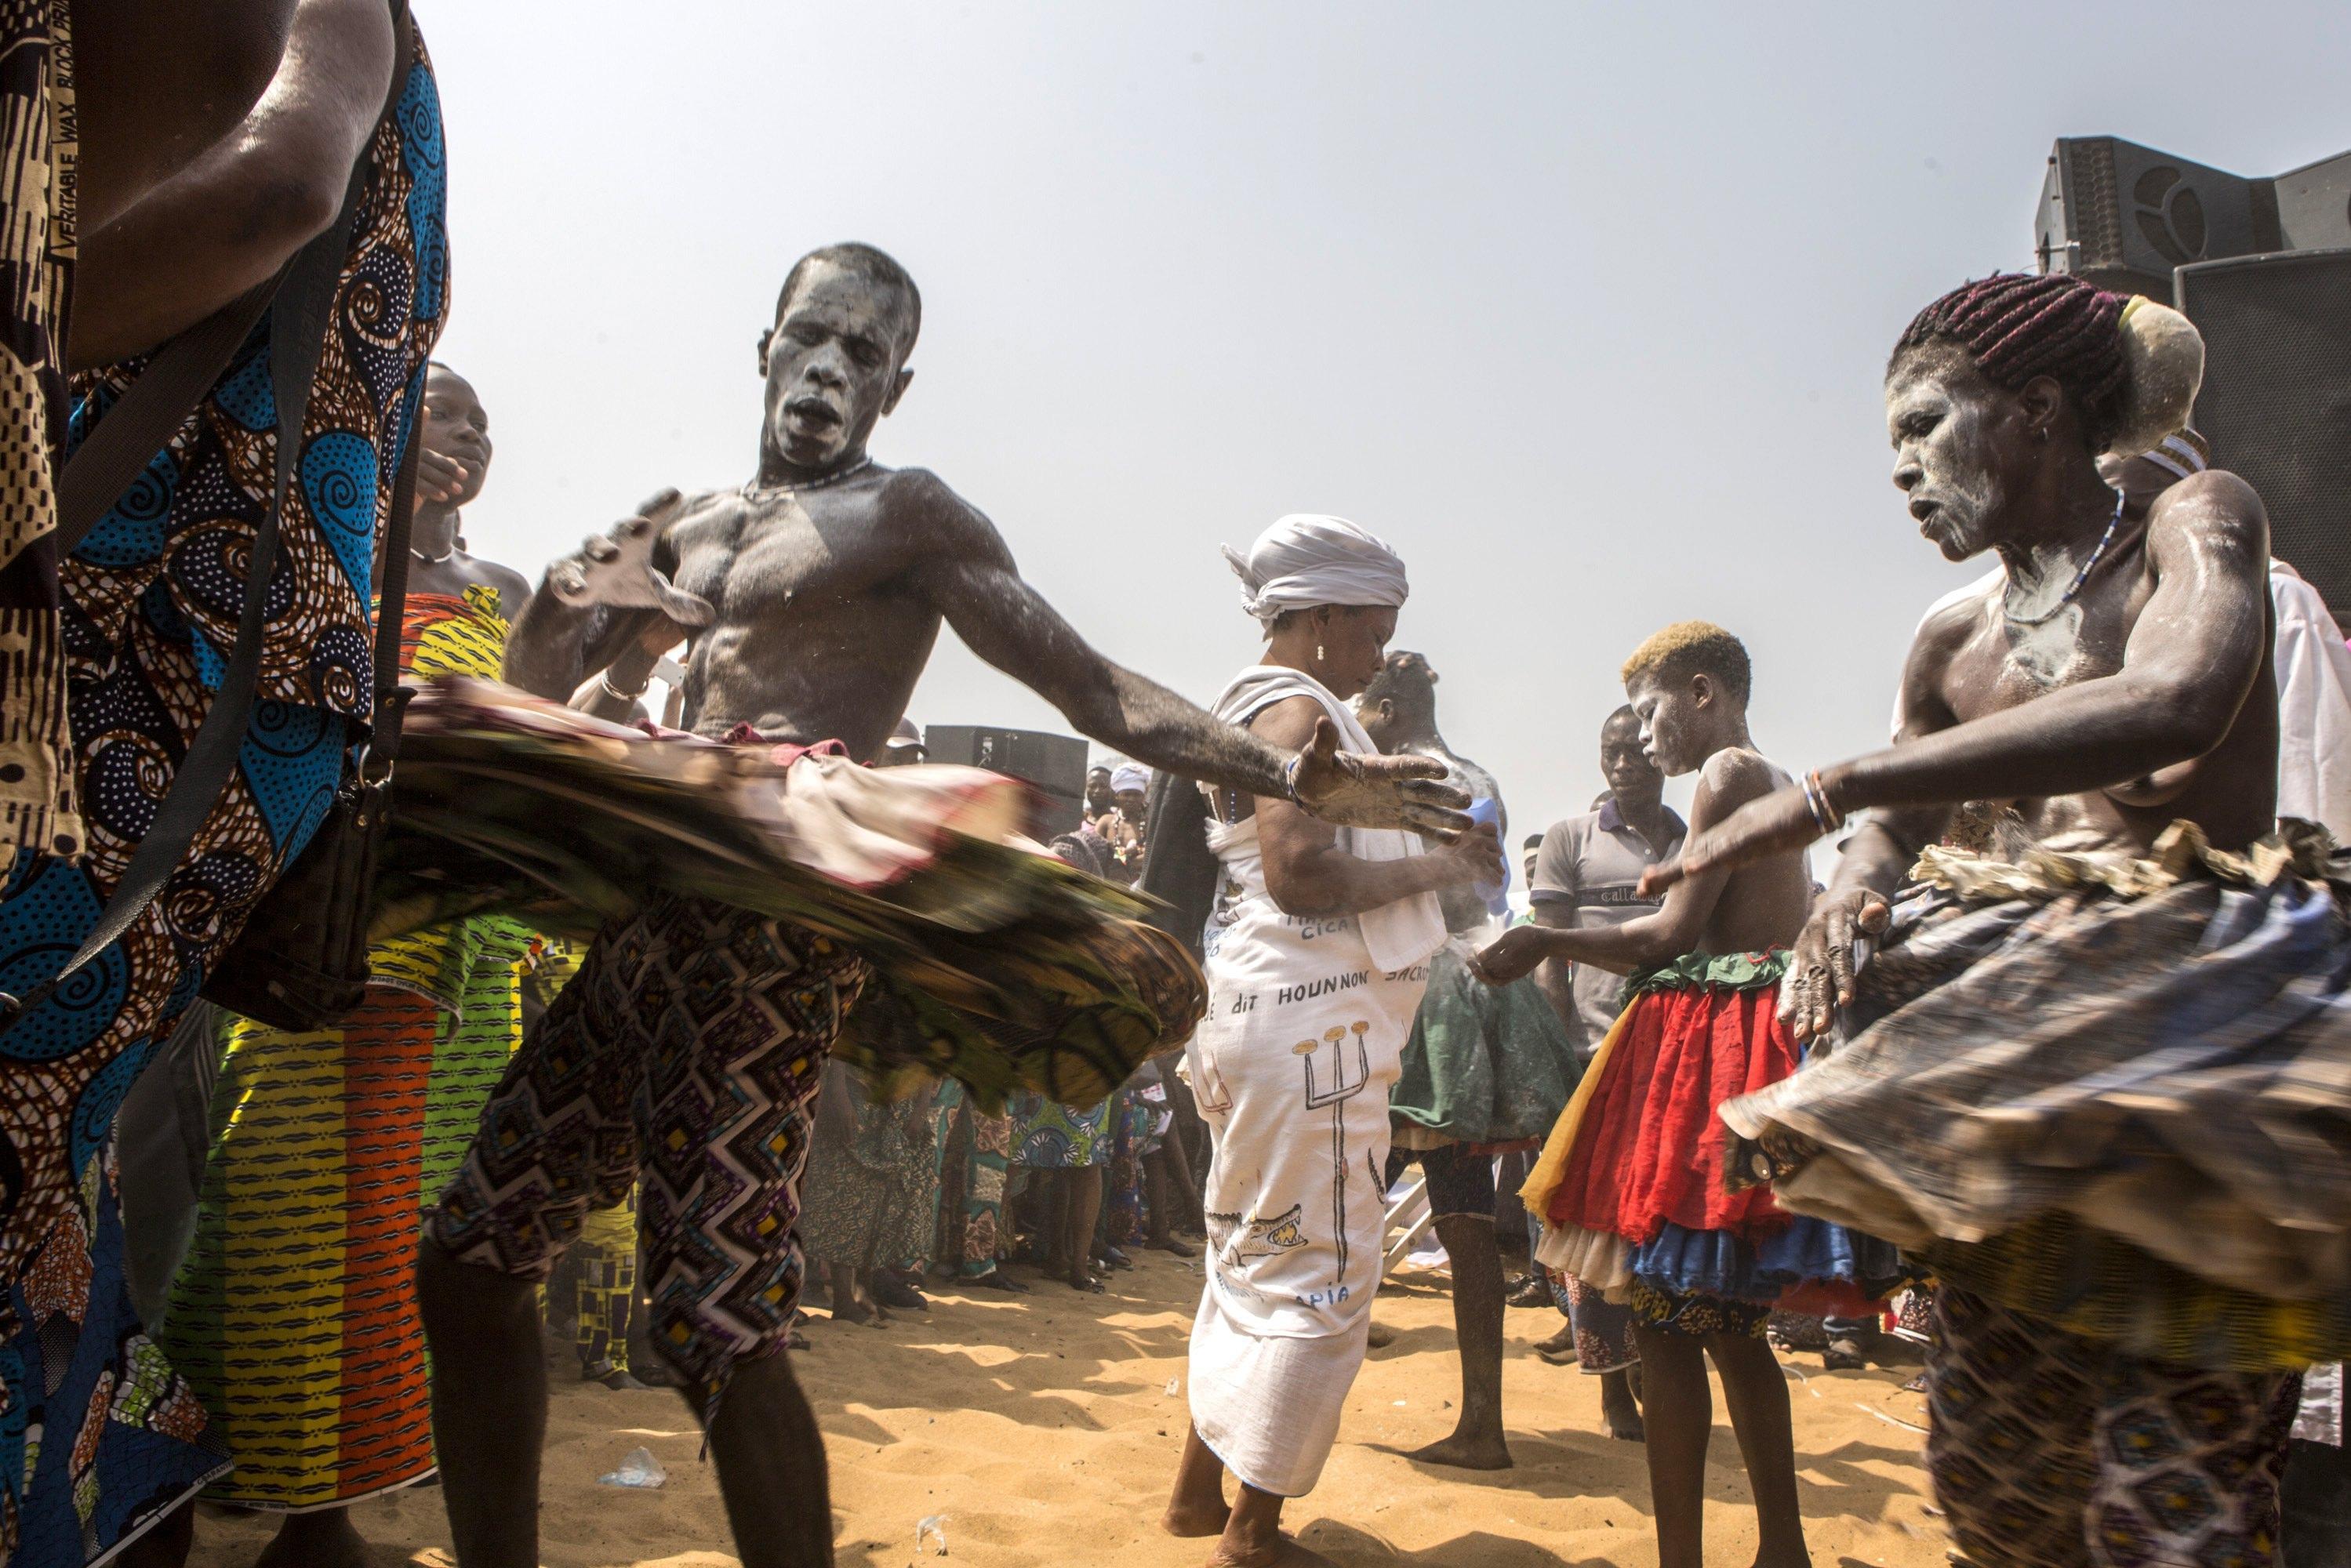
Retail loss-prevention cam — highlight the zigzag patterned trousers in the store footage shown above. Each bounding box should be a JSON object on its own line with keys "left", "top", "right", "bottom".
{"left": 427, "top": 894, "right": 868, "bottom": 1400}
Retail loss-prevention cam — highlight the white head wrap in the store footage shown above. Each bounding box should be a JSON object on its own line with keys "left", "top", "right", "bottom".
{"left": 1110, "top": 764, "right": 1150, "bottom": 794}
{"left": 1220, "top": 514, "right": 1409, "bottom": 626}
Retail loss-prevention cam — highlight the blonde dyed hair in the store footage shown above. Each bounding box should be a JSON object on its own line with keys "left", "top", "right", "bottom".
{"left": 1620, "top": 619, "right": 1751, "bottom": 704}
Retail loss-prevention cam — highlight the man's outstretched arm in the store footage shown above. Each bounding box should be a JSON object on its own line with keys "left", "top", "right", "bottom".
{"left": 906, "top": 478, "right": 1468, "bottom": 836}
{"left": 1469, "top": 750, "right": 1776, "bottom": 985}
{"left": 1648, "top": 473, "right": 2272, "bottom": 897}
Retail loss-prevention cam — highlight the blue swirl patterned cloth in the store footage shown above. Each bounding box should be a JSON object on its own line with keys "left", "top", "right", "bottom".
{"left": 0, "top": 31, "right": 448, "bottom": 1564}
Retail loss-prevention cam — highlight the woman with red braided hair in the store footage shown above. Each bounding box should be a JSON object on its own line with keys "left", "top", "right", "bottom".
{"left": 1643, "top": 271, "right": 2351, "bottom": 1568}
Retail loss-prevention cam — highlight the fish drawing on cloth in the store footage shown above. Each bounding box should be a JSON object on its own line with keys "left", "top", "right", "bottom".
{"left": 1206, "top": 1203, "right": 1311, "bottom": 1265}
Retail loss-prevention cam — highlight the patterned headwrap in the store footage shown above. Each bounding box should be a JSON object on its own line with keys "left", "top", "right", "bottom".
{"left": 2140, "top": 428, "right": 2210, "bottom": 482}
{"left": 1220, "top": 514, "right": 1409, "bottom": 626}
{"left": 1110, "top": 764, "right": 1149, "bottom": 794}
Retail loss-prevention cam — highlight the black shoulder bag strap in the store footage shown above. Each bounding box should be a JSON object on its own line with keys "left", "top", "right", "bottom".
{"left": 0, "top": 3, "right": 415, "bottom": 1030}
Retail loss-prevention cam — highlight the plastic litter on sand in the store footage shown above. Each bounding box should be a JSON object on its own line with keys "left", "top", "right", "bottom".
{"left": 598, "top": 1446, "right": 669, "bottom": 1489}
{"left": 917, "top": 1514, "right": 950, "bottom": 1555}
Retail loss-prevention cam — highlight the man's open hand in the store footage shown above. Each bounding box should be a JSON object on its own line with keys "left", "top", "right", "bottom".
{"left": 1637, "top": 782, "right": 1821, "bottom": 898}
{"left": 544, "top": 489, "right": 714, "bottom": 628}
{"left": 1778, "top": 887, "right": 1891, "bottom": 1043}
{"left": 1291, "top": 717, "right": 1471, "bottom": 836}
{"left": 1466, "top": 924, "right": 1551, "bottom": 986}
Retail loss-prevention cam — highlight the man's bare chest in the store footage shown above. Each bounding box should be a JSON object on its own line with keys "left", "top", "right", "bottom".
{"left": 668, "top": 492, "right": 910, "bottom": 620}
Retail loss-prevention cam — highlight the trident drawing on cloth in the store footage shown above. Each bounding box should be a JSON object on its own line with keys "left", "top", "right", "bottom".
{"left": 1294, "top": 1019, "right": 1373, "bottom": 1284}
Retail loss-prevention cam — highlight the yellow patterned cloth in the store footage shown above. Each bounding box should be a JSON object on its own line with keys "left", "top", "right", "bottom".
{"left": 156, "top": 583, "right": 540, "bottom": 1509}
{"left": 370, "top": 587, "right": 514, "bottom": 1011}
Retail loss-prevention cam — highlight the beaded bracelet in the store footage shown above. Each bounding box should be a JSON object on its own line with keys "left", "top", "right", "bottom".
{"left": 1800, "top": 768, "right": 1844, "bottom": 836}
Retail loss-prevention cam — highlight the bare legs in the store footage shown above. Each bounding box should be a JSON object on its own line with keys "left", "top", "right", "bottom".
{"left": 1062, "top": 1167, "right": 1105, "bottom": 1291}
{"left": 1144, "top": 1146, "right": 1198, "bottom": 1256}
{"left": 1631, "top": 1323, "right": 1810, "bottom": 1568}
{"left": 418, "top": 1240, "right": 549, "bottom": 1568}
{"left": 111, "top": 1482, "right": 375, "bottom": 1566}
{"left": 1710, "top": 1333, "right": 1810, "bottom": 1568}
{"left": 1161, "top": 1425, "right": 1338, "bottom": 1568}
{"left": 1402, "top": 1214, "right": 1510, "bottom": 1470}
{"left": 255, "top": 1510, "right": 372, "bottom": 1568}
{"left": 695, "top": 1353, "right": 836, "bottom": 1568}
{"left": 1600, "top": 1364, "right": 1648, "bottom": 1443}
{"left": 420, "top": 1239, "right": 836, "bottom": 1568}
{"left": 825, "top": 1257, "right": 881, "bottom": 1323}
{"left": 1162, "top": 1424, "right": 1234, "bottom": 1537}
{"left": 111, "top": 1504, "right": 192, "bottom": 1568}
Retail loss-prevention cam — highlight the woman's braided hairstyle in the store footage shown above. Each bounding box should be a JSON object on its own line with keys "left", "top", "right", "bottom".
{"left": 1890, "top": 273, "right": 2129, "bottom": 451}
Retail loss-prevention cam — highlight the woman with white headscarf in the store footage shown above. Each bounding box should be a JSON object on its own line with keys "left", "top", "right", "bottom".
{"left": 1161, "top": 516, "right": 1503, "bottom": 1568}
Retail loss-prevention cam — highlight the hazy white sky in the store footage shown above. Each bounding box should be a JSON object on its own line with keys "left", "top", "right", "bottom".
{"left": 425, "top": 2, "right": 2349, "bottom": 843}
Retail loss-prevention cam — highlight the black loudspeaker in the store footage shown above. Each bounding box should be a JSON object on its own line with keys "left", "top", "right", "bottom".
{"left": 2272, "top": 150, "right": 2351, "bottom": 251}
{"left": 2037, "top": 138, "right": 2267, "bottom": 298}
{"left": 2175, "top": 248, "right": 2351, "bottom": 619}
{"left": 922, "top": 725, "right": 1090, "bottom": 836}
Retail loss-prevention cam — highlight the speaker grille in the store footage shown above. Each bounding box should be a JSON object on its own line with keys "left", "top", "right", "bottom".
{"left": 2069, "top": 139, "right": 2124, "bottom": 269}
{"left": 2176, "top": 249, "right": 2351, "bottom": 618}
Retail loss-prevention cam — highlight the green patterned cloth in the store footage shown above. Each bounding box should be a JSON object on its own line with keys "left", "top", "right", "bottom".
{"left": 1390, "top": 944, "right": 1582, "bottom": 1146}
{"left": 1010, "top": 1093, "right": 1112, "bottom": 1167}
{"left": 1622, "top": 947, "right": 1789, "bottom": 1002}
{"left": 801, "top": 1080, "right": 945, "bottom": 1268}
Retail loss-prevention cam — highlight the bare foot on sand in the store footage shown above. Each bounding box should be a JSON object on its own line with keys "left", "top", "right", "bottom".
{"left": 1398, "top": 1430, "right": 1514, "bottom": 1471}
{"left": 1160, "top": 1501, "right": 1232, "bottom": 1538}
{"left": 1207, "top": 1534, "right": 1341, "bottom": 1567}
{"left": 1601, "top": 1365, "right": 1645, "bottom": 1442}
{"left": 256, "top": 1508, "right": 371, "bottom": 1568}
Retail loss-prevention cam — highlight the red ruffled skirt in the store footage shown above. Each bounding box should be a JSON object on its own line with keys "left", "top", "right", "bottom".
{"left": 1522, "top": 953, "right": 1902, "bottom": 1316}
{"left": 1550, "top": 978, "right": 1795, "bottom": 1243}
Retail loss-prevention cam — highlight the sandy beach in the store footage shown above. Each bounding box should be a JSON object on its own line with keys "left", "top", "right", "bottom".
{"left": 184, "top": 1250, "right": 1946, "bottom": 1568}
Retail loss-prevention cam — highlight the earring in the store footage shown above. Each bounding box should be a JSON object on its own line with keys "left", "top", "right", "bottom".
{"left": 1317, "top": 643, "right": 1325, "bottom": 662}
{"left": 2034, "top": 426, "right": 2049, "bottom": 443}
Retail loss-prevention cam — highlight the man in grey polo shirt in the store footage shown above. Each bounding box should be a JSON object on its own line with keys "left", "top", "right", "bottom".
{"left": 1521, "top": 704, "right": 1684, "bottom": 1442}
{"left": 1532, "top": 706, "right": 1687, "bottom": 1060}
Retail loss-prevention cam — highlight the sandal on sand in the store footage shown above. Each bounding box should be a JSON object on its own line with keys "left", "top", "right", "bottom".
{"left": 874, "top": 1275, "right": 930, "bottom": 1311}
{"left": 971, "top": 1269, "right": 1032, "bottom": 1294}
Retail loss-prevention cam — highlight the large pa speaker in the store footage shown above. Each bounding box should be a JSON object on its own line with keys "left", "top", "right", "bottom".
{"left": 2271, "top": 150, "right": 2351, "bottom": 251}
{"left": 922, "top": 725, "right": 1090, "bottom": 836}
{"left": 2037, "top": 138, "right": 2266, "bottom": 298}
{"left": 2175, "top": 248, "right": 2351, "bottom": 619}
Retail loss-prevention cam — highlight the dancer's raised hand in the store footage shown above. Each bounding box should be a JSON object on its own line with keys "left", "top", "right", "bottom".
{"left": 544, "top": 488, "right": 713, "bottom": 628}
{"left": 1288, "top": 717, "right": 1472, "bottom": 836}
